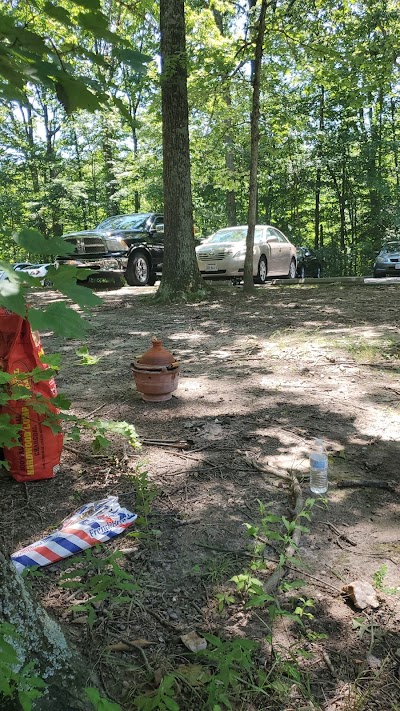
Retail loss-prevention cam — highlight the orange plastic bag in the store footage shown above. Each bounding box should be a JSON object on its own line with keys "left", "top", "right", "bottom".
{"left": 0, "top": 308, "right": 63, "bottom": 482}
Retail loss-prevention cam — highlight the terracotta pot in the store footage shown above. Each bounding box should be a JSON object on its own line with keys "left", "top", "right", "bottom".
{"left": 136, "top": 337, "right": 177, "bottom": 368}
{"left": 132, "top": 337, "right": 180, "bottom": 402}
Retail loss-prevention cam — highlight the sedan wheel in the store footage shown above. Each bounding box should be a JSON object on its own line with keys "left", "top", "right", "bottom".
{"left": 126, "top": 252, "right": 150, "bottom": 286}
{"left": 288, "top": 259, "right": 296, "bottom": 279}
{"left": 254, "top": 256, "right": 267, "bottom": 284}
{"left": 298, "top": 265, "right": 305, "bottom": 279}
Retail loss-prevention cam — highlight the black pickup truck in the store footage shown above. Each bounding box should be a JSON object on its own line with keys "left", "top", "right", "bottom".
{"left": 60, "top": 213, "right": 165, "bottom": 286}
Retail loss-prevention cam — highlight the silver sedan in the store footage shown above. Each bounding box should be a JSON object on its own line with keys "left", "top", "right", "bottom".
{"left": 196, "top": 225, "right": 297, "bottom": 283}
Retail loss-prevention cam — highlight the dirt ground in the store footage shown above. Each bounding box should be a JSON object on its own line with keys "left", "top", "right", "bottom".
{"left": 1, "top": 281, "right": 400, "bottom": 710}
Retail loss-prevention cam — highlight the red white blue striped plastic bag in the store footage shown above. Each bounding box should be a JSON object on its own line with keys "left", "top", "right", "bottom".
{"left": 11, "top": 496, "right": 137, "bottom": 573}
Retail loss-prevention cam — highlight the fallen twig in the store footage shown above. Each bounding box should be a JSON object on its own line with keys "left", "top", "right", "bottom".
{"left": 244, "top": 453, "right": 290, "bottom": 480}
{"left": 283, "top": 565, "right": 342, "bottom": 593}
{"left": 263, "top": 470, "right": 304, "bottom": 595}
{"left": 167, "top": 450, "right": 218, "bottom": 467}
{"left": 322, "top": 650, "right": 337, "bottom": 677}
{"left": 118, "top": 639, "right": 154, "bottom": 676}
{"left": 145, "top": 607, "right": 182, "bottom": 633}
{"left": 141, "top": 438, "right": 190, "bottom": 449}
{"left": 322, "top": 522, "right": 357, "bottom": 547}
{"left": 63, "top": 443, "right": 108, "bottom": 461}
{"left": 85, "top": 402, "right": 109, "bottom": 419}
{"left": 195, "top": 542, "right": 252, "bottom": 557}
{"left": 337, "top": 479, "right": 395, "bottom": 492}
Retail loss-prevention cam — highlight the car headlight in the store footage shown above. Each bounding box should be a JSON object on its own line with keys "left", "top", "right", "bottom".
{"left": 233, "top": 249, "right": 246, "bottom": 258}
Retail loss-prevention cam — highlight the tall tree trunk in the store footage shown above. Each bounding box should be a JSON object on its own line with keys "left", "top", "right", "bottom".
{"left": 124, "top": 68, "right": 142, "bottom": 213}
{"left": 366, "top": 92, "right": 383, "bottom": 249}
{"left": 18, "top": 104, "right": 47, "bottom": 236}
{"left": 0, "top": 550, "right": 93, "bottom": 711}
{"left": 102, "top": 122, "right": 120, "bottom": 216}
{"left": 212, "top": 8, "right": 237, "bottom": 225}
{"left": 328, "top": 163, "right": 347, "bottom": 273}
{"left": 314, "top": 86, "right": 324, "bottom": 249}
{"left": 158, "top": 0, "right": 203, "bottom": 298}
{"left": 390, "top": 97, "right": 399, "bottom": 190}
{"left": 72, "top": 127, "right": 88, "bottom": 230}
{"left": 224, "top": 108, "right": 237, "bottom": 226}
{"left": 243, "top": 0, "right": 268, "bottom": 292}
{"left": 42, "top": 101, "right": 62, "bottom": 236}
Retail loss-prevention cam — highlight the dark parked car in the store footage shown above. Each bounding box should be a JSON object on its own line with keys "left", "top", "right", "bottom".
{"left": 60, "top": 213, "right": 164, "bottom": 286}
{"left": 373, "top": 241, "right": 400, "bottom": 278}
{"left": 296, "top": 247, "right": 322, "bottom": 278}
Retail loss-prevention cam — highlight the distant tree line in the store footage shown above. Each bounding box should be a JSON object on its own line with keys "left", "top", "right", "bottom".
{"left": 0, "top": 0, "right": 399, "bottom": 276}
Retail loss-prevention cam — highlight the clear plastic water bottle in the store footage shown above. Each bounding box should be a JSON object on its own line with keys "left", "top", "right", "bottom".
{"left": 309, "top": 438, "right": 328, "bottom": 494}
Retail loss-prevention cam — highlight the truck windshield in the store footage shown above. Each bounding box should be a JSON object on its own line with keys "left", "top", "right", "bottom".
{"left": 97, "top": 214, "right": 152, "bottom": 231}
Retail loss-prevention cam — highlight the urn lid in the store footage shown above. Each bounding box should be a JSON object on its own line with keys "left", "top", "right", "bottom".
{"left": 137, "top": 336, "right": 176, "bottom": 367}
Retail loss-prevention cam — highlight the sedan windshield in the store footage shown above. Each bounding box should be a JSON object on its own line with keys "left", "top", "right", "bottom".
{"left": 208, "top": 228, "right": 247, "bottom": 244}
{"left": 97, "top": 214, "right": 152, "bottom": 231}
{"left": 381, "top": 242, "right": 400, "bottom": 254}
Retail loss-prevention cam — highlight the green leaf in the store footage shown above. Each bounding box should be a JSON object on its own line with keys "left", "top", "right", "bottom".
{"left": 56, "top": 280, "right": 102, "bottom": 309}
{"left": 111, "top": 47, "right": 151, "bottom": 71}
{"left": 92, "top": 433, "right": 110, "bottom": 451}
{"left": 9, "top": 384, "right": 32, "bottom": 400}
{"left": 0, "top": 675, "right": 12, "bottom": 696}
{"left": 27, "top": 303, "right": 88, "bottom": 338}
{"left": 0, "top": 276, "right": 27, "bottom": 316}
{"left": 0, "top": 414, "right": 21, "bottom": 447}
{"left": 55, "top": 76, "right": 103, "bottom": 114}
{"left": 40, "top": 353, "right": 61, "bottom": 369}
{"left": 246, "top": 594, "right": 274, "bottom": 608}
{"left": 0, "top": 638, "right": 18, "bottom": 664}
{"left": 30, "top": 367, "right": 57, "bottom": 383}
{"left": 77, "top": 11, "right": 116, "bottom": 42}
{"left": 70, "top": 0, "right": 101, "bottom": 10}
{"left": 163, "top": 696, "right": 179, "bottom": 711}
{"left": 43, "top": 2, "right": 73, "bottom": 26}
{"left": 14, "top": 229, "right": 74, "bottom": 257}
{"left": 51, "top": 393, "right": 71, "bottom": 410}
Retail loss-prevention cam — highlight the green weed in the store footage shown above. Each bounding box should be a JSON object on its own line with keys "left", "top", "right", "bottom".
{"left": 85, "top": 687, "right": 123, "bottom": 710}
{"left": 0, "top": 623, "right": 47, "bottom": 711}
{"left": 134, "top": 674, "right": 179, "bottom": 711}
{"left": 216, "top": 591, "right": 236, "bottom": 612}
{"left": 201, "top": 554, "right": 238, "bottom": 585}
{"left": 128, "top": 463, "right": 160, "bottom": 545}
{"left": 75, "top": 346, "right": 102, "bottom": 365}
{"left": 372, "top": 564, "right": 399, "bottom": 595}
{"left": 58, "top": 548, "right": 139, "bottom": 626}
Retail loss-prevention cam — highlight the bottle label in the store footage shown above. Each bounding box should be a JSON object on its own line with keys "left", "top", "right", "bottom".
{"left": 310, "top": 459, "right": 327, "bottom": 471}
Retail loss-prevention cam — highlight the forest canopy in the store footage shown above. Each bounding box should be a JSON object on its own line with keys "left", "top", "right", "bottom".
{"left": 0, "top": 0, "right": 399, "bottom": 276}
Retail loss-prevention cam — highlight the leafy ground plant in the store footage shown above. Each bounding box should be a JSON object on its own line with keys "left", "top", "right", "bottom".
{"left": 0, "top": 622, "right": 46, "bottom": 711}
{"left": 58, "top": 548, "right": 139, "bottom": 626}
{"left": 128, "top": 463, "right": 161, "bottom": 545}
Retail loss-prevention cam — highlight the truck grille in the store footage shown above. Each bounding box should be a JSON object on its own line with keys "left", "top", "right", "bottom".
{"left": 65, "top": 236, "right": 107, "bottom": 254}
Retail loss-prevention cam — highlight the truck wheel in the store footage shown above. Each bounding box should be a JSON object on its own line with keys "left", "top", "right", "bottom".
{"left": 126, "top": 252, "right": 151, "bottom": 286}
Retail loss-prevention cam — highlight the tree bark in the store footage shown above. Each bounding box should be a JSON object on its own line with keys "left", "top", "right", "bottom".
{"left": 212, "top": 8, "right": 237, "bottom": 225}
{"left": 158, "top": 0, "right": 204, "bottom": 299}
{"left": 314, "top": 86, "right": 324, "bottom": 249}
{"left": 243, "top": 0, "right": 268, "bottom": 293}
{"left": 0, "top": 550, "right": 93, "bottom": 711}
{"left": 102, "top": 121, "right": 120, "bottom": 217}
